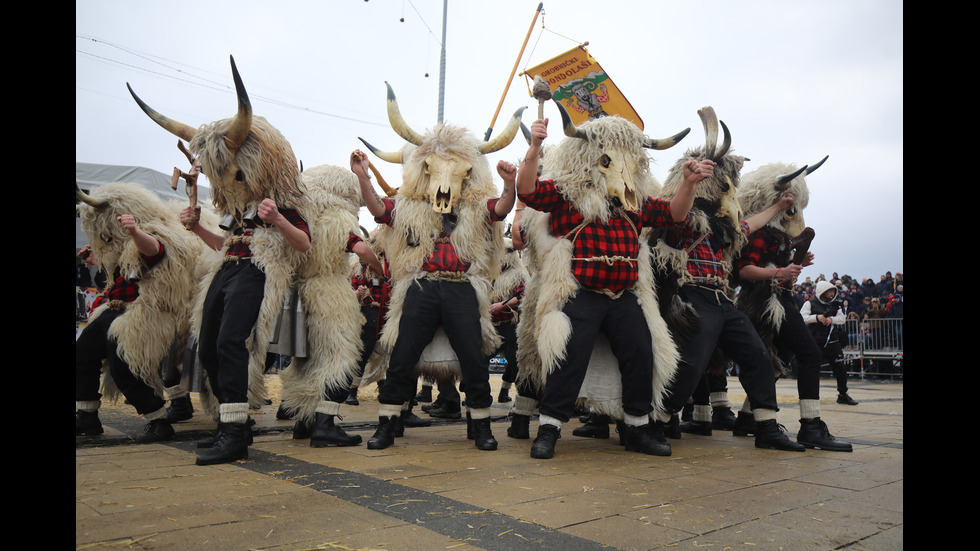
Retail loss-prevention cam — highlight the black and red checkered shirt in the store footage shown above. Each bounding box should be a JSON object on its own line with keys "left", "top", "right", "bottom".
{"left": 661, "top": 217, "right": 750, "bottom": 288}
{"left": 96, "top": 242, "right": 166, "bottom": 307}
{"left": 352, "top": 271, "right": 386, "bottom": 306}
{"left": 520, "top": 179, "right": 680, "bottom": 293}
{"left": 736, "top": 227, "right": 793, "bottom": 291}
{"left": 491, "top": 281, "right": 524, "bottom": 324}
{"left": 225, "top": 208, "right": 310, "bottom": 259}
{"left": 376, "top": 197, "right": 505, "bottom": 273}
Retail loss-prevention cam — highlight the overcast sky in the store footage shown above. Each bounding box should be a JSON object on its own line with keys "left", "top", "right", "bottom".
{"left": 76, "top": 0, "right": 903, "bottom": 285}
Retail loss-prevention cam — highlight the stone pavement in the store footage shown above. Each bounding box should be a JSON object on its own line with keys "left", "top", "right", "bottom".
{"left": 76, "top": 375, "right": 903, "bottom": 550}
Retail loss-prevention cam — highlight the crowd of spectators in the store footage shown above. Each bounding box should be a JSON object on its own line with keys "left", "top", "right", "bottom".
{"left": 791, "top": 270, "right": 903, "bottom": 322}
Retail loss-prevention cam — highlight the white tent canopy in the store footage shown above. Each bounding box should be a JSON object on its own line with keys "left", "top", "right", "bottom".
{"left": 75, "top": 162, "right": 212, "bottom": 251}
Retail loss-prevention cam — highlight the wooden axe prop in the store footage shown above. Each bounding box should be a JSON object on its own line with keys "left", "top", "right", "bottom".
{"left": 532, "top": 75, "right": 551, "bottom": 120}
{"left": 171, "top": 140, "right": 200, "bottom": 228}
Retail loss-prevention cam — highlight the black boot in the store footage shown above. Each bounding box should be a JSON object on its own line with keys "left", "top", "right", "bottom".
{"left": 797, "top": 418, "right": 853, "bottom": 452}
{"left": 507, "top": 413, "right": 530, "bottom": 439}
{"left": 345, "top": 388, "right": 360, "bottom": 406}
{"left": 292, "top": 418, "right": 312, "bottom": 439}
{"left": 414, "top": 386, "right": 433, "bottom": 403}
{"left": 530, "top": 424, "right": 561, "bottom": 459}
{"left": 663, "top": 414, "right": 682, "bottom": 439}
{"left": 276, "top": 401, "right": 294, "bottom": 420}
{"left": 712, "top": 406, "right": 737, "bottom": 430}
{"left": 466, "top": 411, "right": 474, "bottom": 440}
{"left": 679, "top": 420, "right": 712, "bottom": 436}
{"left": 572, "top": 413, "right": 611, "bottom": 439}
{"left": 135, "top": 418, "right": 175, "bottom": 444}
{"left": 393, "top": 413, "right": 405, "bottom": 437}
{"left": 196, "top": 422, "right": 250, "bottom": 465}
{"left": 401, "top": 405, "right": 433, "bottom": 428}
{"left": 428, "top": 401, "right": 462, "bottom": 419}
{"left": 732, "top": 411, "right": 756, "bottom": 437}
{"left": 421, "top": 397, "right": 445, "bottom": 413}
{"left": 754, "top": 419, "right": 806, "bottom": 452}
{"left": 166, "top": 396, "right": 194, "bottom": 423}
{"left": 367, "top": 415, "right": 399, "bottom": 450}
{"left": 76, "top": 410, "right": 104, "bottom": 436}
{"left": 471, "top": 417, "right": 498, "bottom": 450}
{"left": 623, "top": 421, "right": 672, "bottom": 456}
{"left": 310, "top": 412, "right": 362, "bottom": 447}
{"left": 497, "top": 387, "right": 512, "bottom": 403}
{"left": 615, "top": 420, "right": 626, "bottom": 446}
{"left": 836, "top": 393, "right": 859, "bottom": 405}
{"left": 200, "top": 417, "right": 255, "bottom": 448}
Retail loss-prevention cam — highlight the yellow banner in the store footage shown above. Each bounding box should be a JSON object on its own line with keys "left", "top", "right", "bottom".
{"left": 524, "top": 46, "right": 643, "bottom": 130}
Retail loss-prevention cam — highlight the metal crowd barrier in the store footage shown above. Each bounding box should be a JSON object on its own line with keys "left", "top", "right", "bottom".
{"left": 841, "top": 317, "right": 903, "bottom": 380}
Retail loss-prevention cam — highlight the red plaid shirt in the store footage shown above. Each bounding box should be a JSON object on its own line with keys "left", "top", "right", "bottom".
{"left": 736, "top": 227, "right": 793, "bottom": 291}
{"left": 226, "top": 208, "right": 310, "bottom": 259}
{"left": 376, "top": 197, "right": 505, "bottom": 273}
{"left": 491, "top": 281, "right": 524, "bottom": 324}
{"left": 520, "top": 179, "right": 679, "bottom": 293}
{"left": 661, "top": 217, "right": 750, "bottom": 288}
{"left": 95, "top": 242, "right": 166, "bottom": 308}
{"left": 352, "top": 271, "right": 386, "bottom": 306}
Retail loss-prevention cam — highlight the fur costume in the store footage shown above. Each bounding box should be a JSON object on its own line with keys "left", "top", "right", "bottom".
{"left": 520, "top": 112, "right": 681, "bottom": 418}
{"left": 277, "top": 164, "right": 366, "bottom": 425}
{"left": 648, "top": 109, "right": 748, "bottom": 376}
{"left": 734, "top": 159, "right": 821, "bottom": 376}
{"left": 77, "top": 182, "right": 211, "bottom": 402}
{"left": 130, "top": 57, "right": 308, "bottom": 417}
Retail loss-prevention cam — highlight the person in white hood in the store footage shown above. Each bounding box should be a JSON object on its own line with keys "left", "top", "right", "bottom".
{"left": 801, "top": 281, "right": 856, "bottom": 405}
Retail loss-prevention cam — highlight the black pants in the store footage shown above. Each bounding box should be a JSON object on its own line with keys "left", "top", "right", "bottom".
{"left": 819, "top": 339, "right": 849, "bottom": 394}
{"left": 664, "top": 286, "right": 778, "bottom": 414}
{"left": 538, "top": 290, "right": 654, "bottom": 422}
{"left": 378, "top": 279, "right": 492, "bottom": 409}
{"left": 198, "top": 260, "right": 265, "bottom": 405}
{"left": 495, "top": 321, "right": 519, "bottom": 384}
{"left": 772, "top": 294, "right": 824, "bottom": 401}
{"left": 75, "top": 308, "right": 166, "bottom": 415}
{"left": 355, "top": 304, "right": 380, "bottom": 379}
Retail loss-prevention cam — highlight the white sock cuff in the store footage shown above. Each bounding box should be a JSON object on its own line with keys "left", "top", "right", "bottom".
{"left": 165, "top": 385, "right": 187, "bottom": 400}
{"left": 219, "top": 402, "right": 249, "bottom": 424}
{"left": 538, "top": 414, "right": 562, "bottom": 429}
{"left": 512, "top": 395, "right": 538, "bottom": 416}
{"left": 350, "top": 377, "right": 361, "bottom": 388}
{"left": 623, "top": 413, "right": 648, "bottom": 427}
{"left": 741, "top": 397, "right": 753, "bottom": 414}
{"left": 798, "top": 399, "right": 821, "bottom": 420}
{"left": 378, "top": 403, "right": 403, "bottom": 418}
{"left": 501, "top": 380, "right": 512, "bottom": 389}
{"left": 144, "top": 407, "right": 168, "bottom": 421}
{"left": 753, "top": 408, "right": 777, "bottom": 422}
{"left": 77, "top": 400, "right": 100, "bottom": 412}
{"left": 693, "top": 404, "right": 712, "bottom": 422}
{"left": 316, "top": 401, "right": 342, "bottom": 416}
{"left": 468, "top": 407, "right": 491, "bottom": 420}
{"left": 709, "top": 392, "right": 729, "bottom": 408}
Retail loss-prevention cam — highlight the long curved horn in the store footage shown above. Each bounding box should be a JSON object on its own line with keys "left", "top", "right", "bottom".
{"left": 127, "top": 83, "right": 197, "bottom": 142}
{"left": 714, "top": 120, "right": 732, "bottom": 160}
{"left": 805, "top": 155, "right": 829, "bottom": 175}
{"left": 698, "top": 107, "right": 719, "bottom": 160}
{"left": 479, "top": 106, "right": 527, "bottom": 154}
{"left": 358, "top": 137, "right": 404, "bottom": 165}
{"left": 384, "top": 82, "right": 424, "bottom": 146}
{"left": 554, "top": 99, "right": 587, "bottom": 140}
{"left": 76, "top": 184, "right": 109, "bottom": 210}
{"left": 519, "top": 121, "right": 532, "bottom": 145}
{"left": 643, "top": 127, "right": 691, "bottom": 150}
{"left": 223, "top": 55, "right": 252, "bottom": 150}
{"left": 775, "top": 165, "right": 809, "bottom": 190}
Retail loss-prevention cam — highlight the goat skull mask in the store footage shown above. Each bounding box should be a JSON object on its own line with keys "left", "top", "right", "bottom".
{"left": 359, "top": 82, "right": 525, "bottom": 214}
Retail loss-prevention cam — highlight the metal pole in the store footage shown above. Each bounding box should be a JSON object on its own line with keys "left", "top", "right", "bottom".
{"left": 438, "top": 0, "right": 447, "bottom": 123}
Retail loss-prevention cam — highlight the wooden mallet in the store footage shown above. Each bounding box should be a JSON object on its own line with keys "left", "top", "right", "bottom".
{"left": 532, "top": 75, "right": 552, "bottom": 120}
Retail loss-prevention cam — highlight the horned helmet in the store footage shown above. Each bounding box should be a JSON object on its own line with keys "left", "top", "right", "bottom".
{"left": 127, "top": 56, "right": 303, "bottom": 216}
{"left": 359, "top": 82, "right": 525, "bottom": 214}
{"left": 547, "top": 100, "right": 689, "bottom": 216}
{"left": 737, "top": 156, "right": 828, "bottom": 238}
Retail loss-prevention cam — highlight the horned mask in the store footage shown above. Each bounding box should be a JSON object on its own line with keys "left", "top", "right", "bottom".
{"left": 554, "top": 100, "right": 689, "bottom": 213}
{"left": 359, "top": 82, "right": 525, "bottom": 214}
{"left": 739, "top": 156, "right": 827, "bottom": 238}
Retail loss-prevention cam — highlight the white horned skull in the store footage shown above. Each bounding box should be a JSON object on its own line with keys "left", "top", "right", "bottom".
{"left": 359, "top": 82, "right": 525, "bottom": 214}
